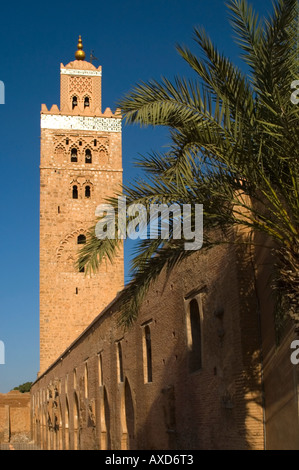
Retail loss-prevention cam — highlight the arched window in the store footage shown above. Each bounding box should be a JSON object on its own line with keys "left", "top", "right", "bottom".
{"left": 65, "top": 397, "right": 70, "bottom": 450}
{"left": 72, "top": 185, "right": 78, "bottom": 199}
{"left": 102, "top": 387, "right": 111, "bottom": 450}
{"left": 84, "top": 363, "right": 88, "bottom": 398}
{"left": 187, "top": 298, "right": 202, "bottom": 373}
{"left": 125, "top": 379, "right": 135, "bottom": 448}
{"left": 73, "top": 368, "right": 77, "bottom": 389}
{"left": 99, "top": 147, "right": 107, "bottom": 161}
{"left": 85, "top": 149, "right": 92, "bottom": 164}
{"left": 117, "top": 342, "right": 124, "bottom": 383}
{"left": 73, "top": 393, "right": 79, "bottom": 450}
{"left": 84, "top": 96, "right": 90, "bottom": 108}
{"left": 85, "top": 185, "right": 91, "bottom": 198}
{"left": 143, "top": 325, "right": 152, "bottom": 383}
{"left": 77, "top": 234, "right": 86, "bottom": 245}
{"left": 72, "top": 96, "right": 78, "bottom": 109}
{"left": 98, "top": 353, "right": 103, "bottom": 387}
{"left": 71, "top": 148, "right": 77, "bottom": 162}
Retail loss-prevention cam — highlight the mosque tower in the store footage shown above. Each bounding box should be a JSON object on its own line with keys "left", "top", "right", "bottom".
{"left": 39, "top": 37, "right": 124, "bottom": 373}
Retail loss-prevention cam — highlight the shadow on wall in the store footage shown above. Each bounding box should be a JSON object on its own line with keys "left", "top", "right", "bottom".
{"left": 129, "top": 345, "right": 265, "bottom": 450}
{"left": 132, "top": 242, "right": 299, "bottom": 450}
{"left": 31, "top": 240, "right": 299, "bottom": 450}
{"left": 127, "top": 241, "right": 270, "bottom": 450}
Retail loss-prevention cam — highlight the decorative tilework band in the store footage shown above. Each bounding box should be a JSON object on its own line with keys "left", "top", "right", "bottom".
{"left": 60, "top": 68, "right": 102, "bottom": 77}
{"left": 41, "top": 114, "right": 121, "bottom": 132}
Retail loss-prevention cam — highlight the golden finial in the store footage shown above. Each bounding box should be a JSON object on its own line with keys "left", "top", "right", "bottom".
{"left": 75, "top": 35, "right": 86, "bottom": 61}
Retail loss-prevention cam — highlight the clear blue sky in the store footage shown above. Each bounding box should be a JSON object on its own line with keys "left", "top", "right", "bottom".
{"left": 0, "top": 0, "right": 273, "bottom": 392}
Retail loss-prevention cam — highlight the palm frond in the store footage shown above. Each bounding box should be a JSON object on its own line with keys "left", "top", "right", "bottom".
{"left": 80, "top": 0, "right": 299, "bottom": 328}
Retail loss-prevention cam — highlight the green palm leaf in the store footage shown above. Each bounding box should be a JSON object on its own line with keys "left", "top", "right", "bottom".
{"left": 79, "top": 0, "right": 299, "bottom": 328}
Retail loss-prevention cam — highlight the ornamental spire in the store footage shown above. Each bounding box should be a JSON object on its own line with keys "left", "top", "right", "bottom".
{"left": 75, "top": 35, "right": 85, "bottom": 61}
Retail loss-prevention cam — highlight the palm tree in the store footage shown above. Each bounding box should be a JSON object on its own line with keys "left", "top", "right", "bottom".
{"left": 79, "top": 0, "right": 299, "bottom": 329}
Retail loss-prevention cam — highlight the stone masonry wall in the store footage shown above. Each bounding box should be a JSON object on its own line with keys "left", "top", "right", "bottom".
{"left": 31, "top": 246, "right": 265, "bottom": 450}
{"left": 0, "top": 391, "right": 30, "bottom": 443}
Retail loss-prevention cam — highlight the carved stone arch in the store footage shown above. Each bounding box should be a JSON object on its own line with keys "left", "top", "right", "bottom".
{"left": 124, "top": 378, "right": 135, "bottom": 449}
{"left": 83, "top": 94, "right": 91, "bottom": 108}
{"left": 101, "top": 386, "right": 111, "bottom": 450}
{"left": 120, "top": 385, "right": 127, "bottom": 449}
{"left": 83, "top": 179, "right": 93, "bottom": 199}
{"left": 53, "top": 135, "right": 66, "bottom": 148}
{"left": 67, "top": 137, "right": 76, "bottom": 148}
{"left": 83, "top": 178, "right": 93, "bottom": 187}
{"left": 83, "top": 144, "right": 93, "bottom": 164}
{"left": 98, "top": 145, "right": 108, "bottom": 164}
{"left": 42, "top": 399, "right": 48, "bottom": 449}
{"left": 56, "top": 228, "right": 87, "bottom": 260}
{"left": 71, "top": 94, "right": 79, "bottom": 110}
{"left": 70, "top": 178, "right": 80, "bottom": 199}
{"left": 69, "top": 177, "right": 79, "bottom": 185}
{"left": 82, "top": 142, "right": 92, "bottom": 153}
{"left": 98, "top": 137, "right": 110, "bottom": 148}
{"left": 70, "top": 143, "right": 79, "bottom": 152}
{"left": 55, "top": 144, "right": 66, "bottom": 159}
{"left": 73, "top": 391, "right": 80, "bottom": 450}
{"left": 58, "top": 401, "right": 63, "bottom": 449}
{"left": 99, "top": 144, "right": 108, "bottom": 154}
{"left": 65, "top": 395, "right": 70, "bottom": 450}
{"left": 70, "top": 144, "right": 79, "bottom": 163}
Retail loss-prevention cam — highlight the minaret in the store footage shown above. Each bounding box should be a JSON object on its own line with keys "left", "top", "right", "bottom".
{"left": 39, "top": 37, "right": 124, "bottom": 374}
